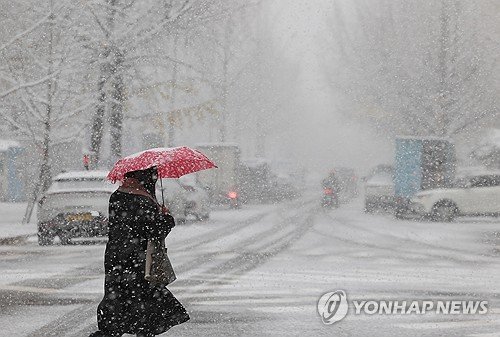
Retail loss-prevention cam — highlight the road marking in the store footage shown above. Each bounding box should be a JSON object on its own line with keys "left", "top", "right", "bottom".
{"left": 0, "top": 284, "right": 59, "bottom": 294}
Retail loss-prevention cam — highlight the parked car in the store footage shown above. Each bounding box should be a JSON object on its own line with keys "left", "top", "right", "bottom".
{"left": 364, "top": 165, "right": 395, "bottom": 212}
{"left": 37, "top": 170, "right": 115, "bottom": 245}
{"left": 334, "top": 167, "right": 359, "bottom": 200}
{"left": 274, "top": 173, "right": 300, "bottom": 201}
{"left": 410, "top": 171, "right": 500, "bottom": 221}
{"left": 238, "top": 159, "right": 298, "bottom": 204}
{"left": 157, "top": 177, "right": 210, "bottom": 223}
{"left": 179, "top": 176, "right": 211, "bottom": 220}
{"left": 157, "top": 179, "right": 187, "bottom": 224}
{"left": 195, "top": 143, "right": 240, "bottom": 205}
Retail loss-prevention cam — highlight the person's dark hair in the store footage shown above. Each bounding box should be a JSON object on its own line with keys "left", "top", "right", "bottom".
{"left": 125, "top": 167, "right": 158, "bottom": 198}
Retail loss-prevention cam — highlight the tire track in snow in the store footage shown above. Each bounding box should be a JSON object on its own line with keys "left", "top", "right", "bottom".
{"left": 319, "top": 211, "right": 494, "bottom": 265}
{"left": 172, "top": 200, "right": 317, "bottom": 295}
{"left": 25, "top": 198, "right": 315, "bottom": 337}
{"left": 174, "top": 196, "right": 313, "bottom": 252}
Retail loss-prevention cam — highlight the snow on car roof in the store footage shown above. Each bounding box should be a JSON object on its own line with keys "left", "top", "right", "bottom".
{"left": 53, "top": 170, "right": 110, "bottom": 181}
{"left": 47, "top": 187, "right": 116, "bottom": 194}
{"left": 0, "top": 139, "right": 21, "bottom": 151}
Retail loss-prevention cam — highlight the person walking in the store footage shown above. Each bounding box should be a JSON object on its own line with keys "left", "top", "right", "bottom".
{"left": 90, "top": 167, "right": 189, "bottom": 337}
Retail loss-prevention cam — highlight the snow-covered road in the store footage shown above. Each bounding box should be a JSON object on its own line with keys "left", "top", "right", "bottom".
{"left": 1, "top": 195, "right": 500, "bottom": 336}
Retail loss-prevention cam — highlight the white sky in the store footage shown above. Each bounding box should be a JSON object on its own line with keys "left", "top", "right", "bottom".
{"left": 267, "top": 0, "right": 393, "bottom": 177}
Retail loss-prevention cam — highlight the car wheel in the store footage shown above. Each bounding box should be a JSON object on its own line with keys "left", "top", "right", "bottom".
{"left": 394, "top": 205, "right": 407, "bottom": 219}
{"left": 59, "top": 232, "right": 72, "bottom": 245}
{"left": 38, "top": 232, "right": 54, "bottom": 246}
{"left": 432, "top": 201, "right": 457, "bottom": 222}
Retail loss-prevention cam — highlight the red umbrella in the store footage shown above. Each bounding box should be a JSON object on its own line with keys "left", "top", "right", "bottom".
{"left": 107, "top": 146, "right": 217, "bottom": 183}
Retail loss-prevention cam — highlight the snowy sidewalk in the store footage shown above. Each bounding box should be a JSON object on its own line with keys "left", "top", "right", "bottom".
{"left": 0, "top": 202, "right": 36, "bottom": 242}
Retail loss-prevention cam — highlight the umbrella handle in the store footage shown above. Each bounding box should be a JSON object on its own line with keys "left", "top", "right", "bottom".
{"left": 159, "top": 175, "right": 165, "bottom": 208}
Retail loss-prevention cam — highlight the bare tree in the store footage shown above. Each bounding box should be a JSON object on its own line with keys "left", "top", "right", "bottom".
{"left": 78, "top": 0, "right": 235, "bottom": 164}
{"left": 326, "top": 0, "right": 498, "bottom": 138}
{"left": 186, "top": 1, "right": 266, "bottom": 143}
{"left": 0, "top": 0, "right": 93, "bottom": 222}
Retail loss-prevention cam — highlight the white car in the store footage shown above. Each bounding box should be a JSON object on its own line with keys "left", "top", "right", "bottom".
{"left": 364, "top": 165, "right": 395, "bottom": 212}
{"left": 37, "top": 170, "right": 115, "bottom": 245}
{"left": 156, "top": 177, "right": 210, "bottom": 224}
{"left": 410, "top": 172, "right": 500, "bottom": 221}
{"left": 157, "top": 179, "right": 186, "bottom": 223}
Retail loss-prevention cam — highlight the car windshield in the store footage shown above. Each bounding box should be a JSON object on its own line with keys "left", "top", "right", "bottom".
{"left": 469, "top": 175, "right": 500, "bottom": 188}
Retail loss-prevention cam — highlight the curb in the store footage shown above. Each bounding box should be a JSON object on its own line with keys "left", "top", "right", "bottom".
{"left": 0, "top": 234, "right": 34, "bottom": 245}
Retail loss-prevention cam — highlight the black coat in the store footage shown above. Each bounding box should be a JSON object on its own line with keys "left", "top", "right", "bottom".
{"left": 97, "top": 190, "right": 189, "bottom": 335}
